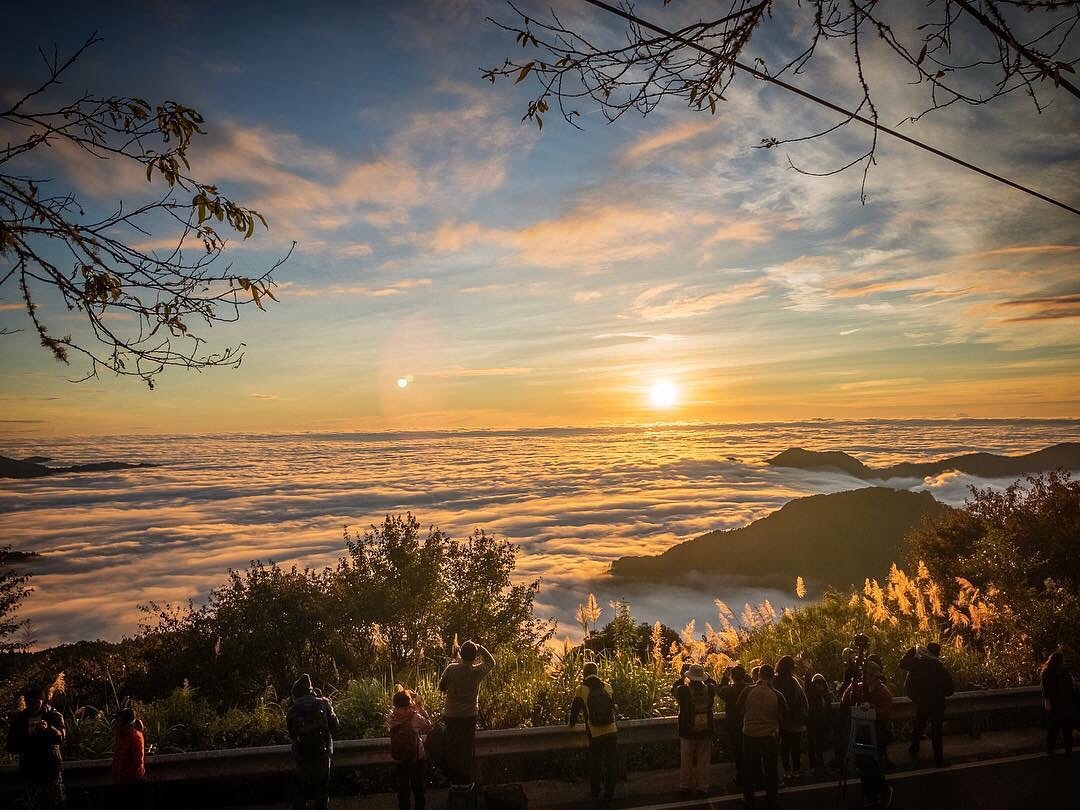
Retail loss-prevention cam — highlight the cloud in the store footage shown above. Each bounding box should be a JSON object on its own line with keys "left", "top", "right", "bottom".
{"left": 425, "top": 204, "right": 683, "bottom": 271}
{"left": 278, "top": 278, "right": 431, "bottom": 298}
{"left": 996, "top": 295, "right": 1080, "bottom": 323}
{"left": 573, "top": 291, "right": 602, "bottom": 303}
{"left": 631, "top": 279, "right": 768, "bottom": 320}
{"left": 622, "top": 120, "right": 714, "bottom": 162}
{"left": 9, "top": 424, "right": 1071, "bottom": 644}
{"left": 703, "top": 221, "right": 773, "bottom": 246}
{"left": 249, "top": 393, "right": 279, "bottom": 400}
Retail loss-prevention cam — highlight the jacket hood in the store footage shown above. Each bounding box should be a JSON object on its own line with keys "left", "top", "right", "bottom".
{"left": 583, "top": 675, "right": 605, "bottom": 689}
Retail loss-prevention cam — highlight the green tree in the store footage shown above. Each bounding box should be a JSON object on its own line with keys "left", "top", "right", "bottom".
{"left": 1, "top": 34, "right": 289, "bottom": 387}
{"left": 0, "top": 545, "right": 32, "bottom": 654}
{"left": 906, "top": 470, "right": 1080, "bottom": 656}
{"left": 335, "top": 514, "right": 550, "bottom": 671}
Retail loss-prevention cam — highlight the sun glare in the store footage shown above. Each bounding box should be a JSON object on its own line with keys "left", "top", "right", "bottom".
{"left": 648, "top": 380, "right": 679, "bottom": 408}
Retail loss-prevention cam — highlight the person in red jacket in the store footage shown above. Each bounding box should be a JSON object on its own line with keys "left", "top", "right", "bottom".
{"left": 112, "top": 707, "right": 146, "bottom": 809}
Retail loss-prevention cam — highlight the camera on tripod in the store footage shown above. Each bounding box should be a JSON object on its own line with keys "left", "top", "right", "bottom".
{"left": 850, "top": 632, "right": 871, "bottom": 672}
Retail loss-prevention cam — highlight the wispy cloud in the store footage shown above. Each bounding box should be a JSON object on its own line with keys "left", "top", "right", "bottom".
{"left": 622, "top": 120, "right": 713, "bottom": 162}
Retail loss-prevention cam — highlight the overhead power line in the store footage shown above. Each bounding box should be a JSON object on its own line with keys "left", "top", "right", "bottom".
{"left": 580, "top": 0, "right": 1080, "bottom": 217}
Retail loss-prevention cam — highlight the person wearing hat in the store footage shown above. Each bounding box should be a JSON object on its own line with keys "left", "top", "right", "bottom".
{"left": 671, "top": 663, "right": 719, "bottom": 797}
{"left": 112, "top": 707, "right": 146, "bottom": 809}
{"left": 900, "top": 642, "right": 954, "bottom": 767}
{"left": 286, "top": 673, "right": 341, "bottom": 810}
{"left": 569, "top": 661, "right": 619, "bottom": 805}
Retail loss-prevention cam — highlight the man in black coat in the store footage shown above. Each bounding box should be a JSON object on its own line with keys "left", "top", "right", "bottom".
{"left": 900, "top": 643, "right": 954, "bottom": 767}
{"left": 5, "top": 684, "right": 67, "bottom": 809}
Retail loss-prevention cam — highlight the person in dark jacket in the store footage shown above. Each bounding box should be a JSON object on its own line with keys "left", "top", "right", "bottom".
{"left": 1041, "top": 651, "right": 1075, "bottom": 756}
{"left": 569, "top": 662, "right": 619, "bottom": 805}
{"left": 671, "top": 663, "right": 718, "bottom": 796}
{"left": 112, "top": 707, "right": 146, "bottom": 810}
{"left": 5, "top": 684, "right": 67, "bottom": 809}
{"left": 900, "top": 643, "right": 954, "bottom": 767}
{"left": 774, "top": 655, "right": 808, "bottom": 778}
{"left": 805, "top": 674, "right": 833, "bottom": 774}
{"left": 841, "top": 660, "right": 894, "bottom": 808}
{"left": 286, "top": 673, "right": 341, "bottom": 810}
{"left": 718, "top": 665, "right": 750, "bottom": 787}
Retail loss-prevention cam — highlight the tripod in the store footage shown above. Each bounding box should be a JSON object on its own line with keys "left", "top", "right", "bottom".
{"left": 836, "top": 705, "right": 878, "bottom": 807}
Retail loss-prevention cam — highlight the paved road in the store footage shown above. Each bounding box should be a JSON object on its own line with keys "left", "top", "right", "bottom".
{"left": 597, "top": 753, "right": 1078, "bottom": 810}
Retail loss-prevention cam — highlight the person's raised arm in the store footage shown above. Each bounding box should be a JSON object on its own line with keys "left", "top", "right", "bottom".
{"left": 476, "top": 644, "right": 496, "bottom": 675}
{"left": 438, "top": 664, "right": 452, "bottom": 693}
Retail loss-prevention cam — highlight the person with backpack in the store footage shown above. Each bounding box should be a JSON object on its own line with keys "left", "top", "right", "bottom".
{"left": 5, "top": 683, "right": 67, "bottom": 810}
{"left": 774, "top": 655, "right": 809, "bottom": 779}
{"left": 438, "top": 639, "right": 495, "bottom": 786}
{"left": 841, "top": 659, "right": 894, "bottom": 808}
{"left": 718, "top": 665, "right": 750, "bottom": 788}
{"left": 389, "top": 686, "right": 433, "bottom": 810}
{"left": 736, "top": 664, "right": 787, "bottom": 810}
{"left": 286, "top": 673, "right": 341, "bottom": 810}
{"left": 900, "top": 642, "right": 954, "bottom": 767}
{"left": 569, "top": 661, "right": 618, "bottom": 806}
{"left": 112, "top": 707, "right": 146, "bottom": 810}
{"left": 671, "top": 663, "right": 718, "bottom": 797}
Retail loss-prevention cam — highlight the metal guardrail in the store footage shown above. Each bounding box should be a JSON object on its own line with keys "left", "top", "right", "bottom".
{"left": 0, "top": 686, "right": 1043, "bottom": 790}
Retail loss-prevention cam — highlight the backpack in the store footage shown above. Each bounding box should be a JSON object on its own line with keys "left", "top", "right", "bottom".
{"left": 690, "top": 684, "right": 713, "bottom": 732}
{"left": 586, "top": 682, "right": 615, "bottom": 727}
{"left": 390, "top": 718, "right": 421, "bottom": 764}
{"left": 293, "top": 700, "right": 329, "bottom": 756}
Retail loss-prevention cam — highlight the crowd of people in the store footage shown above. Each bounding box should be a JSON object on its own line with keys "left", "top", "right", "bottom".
{"left": 3, "top": 640, "right": 1076, "bottom": 810}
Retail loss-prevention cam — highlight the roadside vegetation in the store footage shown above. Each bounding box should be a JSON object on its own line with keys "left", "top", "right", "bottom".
{"left": 2, "top": 472, "right": 1076, "bottom": 759}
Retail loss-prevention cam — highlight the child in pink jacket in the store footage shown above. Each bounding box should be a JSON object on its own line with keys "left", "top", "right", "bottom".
{"left": 388, "top": 687, "right": 432, "bottom": 810}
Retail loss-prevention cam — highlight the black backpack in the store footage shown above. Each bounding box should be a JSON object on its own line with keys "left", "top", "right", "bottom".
{"left": 586, "top": 682, "right": 615, "bottom": 727}
{"left": 293, "top": 700, "right": 329, "bottom": 756}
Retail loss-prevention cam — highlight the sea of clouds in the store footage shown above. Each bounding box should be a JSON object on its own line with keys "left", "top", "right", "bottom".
{"left": 1, "top": 419, "right": 1076, "bottom": 646}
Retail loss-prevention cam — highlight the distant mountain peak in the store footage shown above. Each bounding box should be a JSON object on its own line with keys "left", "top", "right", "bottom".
{"left": 610, "top": 486, "right": 949, "bottom": 592}
{"left": 767, "top": 442, "right": 1079, "bottom": 481}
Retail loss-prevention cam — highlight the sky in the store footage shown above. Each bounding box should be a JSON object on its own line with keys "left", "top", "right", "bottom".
{"left": 2, "top": 0, "right": 1079, "bottom": 436}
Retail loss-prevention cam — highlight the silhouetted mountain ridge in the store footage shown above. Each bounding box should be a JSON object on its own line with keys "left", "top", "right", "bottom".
{"left": 767, "top": 442, "right": 1080, "bottom": 480}
{"left": 610, "top": 487, "right": 949, "bottom": 591}
{"left": 0, "top": 455, "right": 154, "bottom": 479}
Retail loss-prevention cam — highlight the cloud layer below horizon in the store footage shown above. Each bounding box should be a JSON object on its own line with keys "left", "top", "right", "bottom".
{"left": 2, "top": 419, "right": 1076, "bottom": 645}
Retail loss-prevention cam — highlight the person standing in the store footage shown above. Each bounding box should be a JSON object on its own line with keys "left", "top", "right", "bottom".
{"left": 1040, "top": 651, "right": 1075, "bottom": 757}
{"left": 286, "top": 673, "right": 341, "bottom": 810}
{"left": 774, "top": 655, "right": 808, "bottom": 778}
{"left": 569, "top": 661, "right": 618, "bottom": 805}
{"left": 5, "top": 684, "right": 67, "bottom": 809}
{"left": 112, "top": 707, "right": 146, "bottom": 810}
{"left": 900, "top": 643, "right": 954, "bottom": 767}
{"left": 805, "top": 674, "right": 833, "bottom": 774}
{"left": 841, "top": 660, "right": 894, "bottom": 808}
{"left": 389, "top": 687, "right": 433, "bottom": 810}
{"left": 438, "top": 640, "right": 495, "bottom": 785}
{"left": 736, "top": 664, "right": 788, "bottom": 810}
{"left": 718, "top": 665, "right": 750, "bottom": 788}
{"left": 671, "top": 664, "right": 718, "bottom": 797}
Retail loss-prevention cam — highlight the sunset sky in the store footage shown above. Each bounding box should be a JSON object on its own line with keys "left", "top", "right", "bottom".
{"left": 2, "top": 0, "right": 1078, "bottom": 436}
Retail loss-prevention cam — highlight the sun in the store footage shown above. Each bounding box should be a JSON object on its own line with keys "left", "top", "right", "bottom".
{"left": 648, "top": 380, "right": 679, "bottom": 408}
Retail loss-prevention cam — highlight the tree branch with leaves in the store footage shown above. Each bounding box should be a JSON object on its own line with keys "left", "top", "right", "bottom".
{"left": 0, "top": 34, "right": 292, "bottom": 388}
{"left": 483, "top": 0, "right": 1079, "bottom": 205}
